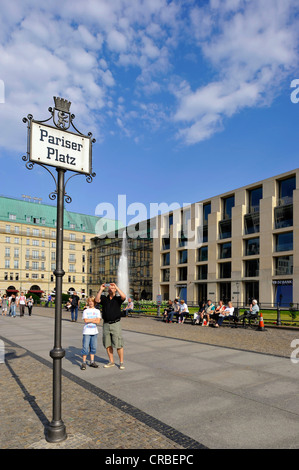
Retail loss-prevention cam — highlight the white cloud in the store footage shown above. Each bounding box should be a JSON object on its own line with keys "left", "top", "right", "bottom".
{"left": 173, "top": 0, "right": 299, "bottom": 144}
{"left": 0, "top": 0, "right": 298, "bottom": 154}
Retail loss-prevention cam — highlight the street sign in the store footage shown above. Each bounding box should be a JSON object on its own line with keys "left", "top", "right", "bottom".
{"left": 22, "top": 96, "right": 96, "bottom": 444}
{"left": 30, "top": 121, "right": 92, "bottom": 175}
{"left": 156, "top": 294, "right": 162, "bottom": 305}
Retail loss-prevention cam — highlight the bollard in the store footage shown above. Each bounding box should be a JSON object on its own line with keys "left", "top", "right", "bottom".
{"left": 276, "top": 305, "right": 282, "bottom": 326}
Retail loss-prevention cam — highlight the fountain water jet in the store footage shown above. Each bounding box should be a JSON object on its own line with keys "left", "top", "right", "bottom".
{"left": 117, "top": 231, "right": 129, "bottom": 300}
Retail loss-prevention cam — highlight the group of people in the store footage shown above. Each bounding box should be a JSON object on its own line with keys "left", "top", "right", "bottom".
{"left": 163, "top": 298, "right": 260, "bottom": 328}
{"left": 163, "top": 299, "right": 189, "bottom": 323}
{"left": 0, "top": 292, "right": 34, "bottom": 317}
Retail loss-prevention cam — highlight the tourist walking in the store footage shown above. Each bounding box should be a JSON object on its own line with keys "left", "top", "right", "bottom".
{"left": 19, "top": 292, "right": 26, "bottom": 317}
{"left": 9, "top": 294, "right": 17, "bottom": 318}
{"left": 70, "top": 291, "right": 80, "bottom": 322}
{"left": 27, "top": 295, "right": 34, "bottom": 316}
{"left": 95, "top": 282, "right": 126, "bottom": 370}
{"left": 1, "top": 294, "right": 8, "bottom": 316}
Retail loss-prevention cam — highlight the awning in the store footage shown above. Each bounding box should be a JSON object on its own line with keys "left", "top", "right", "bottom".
{"left": 28, "top": 289, "right": 44, "bottom": 293}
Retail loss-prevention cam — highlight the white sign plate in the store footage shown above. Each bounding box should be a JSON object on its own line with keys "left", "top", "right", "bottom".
{"left": 30, "top": 121, "right": 91, "bottom": 175}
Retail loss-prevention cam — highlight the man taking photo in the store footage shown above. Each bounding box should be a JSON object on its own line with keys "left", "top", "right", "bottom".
{"left": 95, "top": 283, "right": 126, "bottom": 370}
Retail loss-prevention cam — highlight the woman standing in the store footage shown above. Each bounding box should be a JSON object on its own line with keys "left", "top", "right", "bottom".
{"left": 9, "top": 294, "right": 17, "bottom": 318}
{"left": 27, "top": 295, "right": 34, "bottom": 316}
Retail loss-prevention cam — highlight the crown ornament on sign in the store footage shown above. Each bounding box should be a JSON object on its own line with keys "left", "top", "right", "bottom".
{"left": 54, "top": 96, "right": 71, "bottom": 113}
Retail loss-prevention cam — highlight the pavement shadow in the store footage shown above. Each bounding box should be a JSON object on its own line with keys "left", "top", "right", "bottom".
{"left": 5, "top": 350, "right": 50, "bottom": 436}
{"left": 65, "top": 345, "right": 106, "bottom": 367}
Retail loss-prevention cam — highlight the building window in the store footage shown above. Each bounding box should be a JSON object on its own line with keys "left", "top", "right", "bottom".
{"left": 14, "top": 260, "right": 19, "bottom": 269}
{"left": 219, "top": 262, "right": 231, "bottom": 279}
{"left": 5, "top": 237, "right": 10, "bottom": 243}
{"left": 219, "top": 242, "right": 231, "bottom": 259}
{"left": 32, "top": 228, "right": 39, "bottom": 236}
{"left": 222, "top": 195, "right": 234, "bottom": 220}
{"left": 32, "top": 262, "right": 39, "bottom": 270}
{"left": 275, "top": 256, "right": 293, "bottom": 275}
{"left": 6, "top": 225, "right": 11, "bottom": 233}
{"left": 245, "top": 259, "right": 259, "bottom": 277}
{"left": 9, "top": 214, "right": 16, "bottom": 220}
{"left": 5, "top": 260, "right": 10, "bottom": 268}
{"left": 278, "top": 176, "right": 296, "bottom": 205}
{"left": 274, "top": 204, "right": 293, "bottom": 229}
{"left": 69, "top": 264, "right": 75, "bottom": 272}
{"left": 178, "top": 250, "right": 188, "bottom": 264}
{"left": 275, "top": 232, "right": 293, "bottom": 252}
{"left": 178, "top": 266, "right": 187, "bottom": 281}
{"left": 245, "top": 238, "right": 260, "bottom": 256}
{"left": 70, "top": 233, "right": 76, "bottom": 241}
{"left": 5, "top": 247, "right": 10, "bottom": 257}
{"left": 162, "top": 269, "right": 170, "bottom": 282}
{"left": 197, "top": 264, "right": 208, "bottom": 280}
{"left": 162, "top": 252, "right": 170, "bottom": 266}
{"left": 198, "top": 246, "right": 208, "bottom": 262}
{"left": 162, "top": 238, "right": 170, "bottom": 251}
{"left": 248, "top": 187, "right": 263, "bottom": 213}
{"left": 219, "top": 220, "right": 232, "bottom": 239}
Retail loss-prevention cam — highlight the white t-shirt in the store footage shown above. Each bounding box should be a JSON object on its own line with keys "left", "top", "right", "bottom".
{"left": 220, "top": 306, "right": 234, "bottom": 317}
{"left": 19, "top": 295, "right": 26, "bottom": 305}
{"left": 82, "top": 307, "right": 102, "bottom": 335}
{"left": 179, "top": 303, "right": 189, "bottom": 313}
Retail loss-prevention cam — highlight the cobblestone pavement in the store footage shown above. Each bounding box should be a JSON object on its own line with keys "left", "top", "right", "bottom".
{"left": 0, "top": 340, "right": 187, "bottom": 450}
{"left": 1, "top": 307, "right": 298, "bottom": 450}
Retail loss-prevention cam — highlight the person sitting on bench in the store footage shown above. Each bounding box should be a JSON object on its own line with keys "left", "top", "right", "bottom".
{"left": 215, "top": 301, "right": 234, "bottom": 327}
{"left": 122, "top": 298, "right": 134, "bottom": 316}
{"left": 238, "top": 300, "right": 259, "bottom": 326}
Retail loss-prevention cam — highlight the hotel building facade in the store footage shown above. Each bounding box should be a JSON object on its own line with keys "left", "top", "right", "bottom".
{"left": 0, "top": 196, "right": 120, "bottom": 299}
{"left": 153, "top": 169, "right": 299, "bottom": 307}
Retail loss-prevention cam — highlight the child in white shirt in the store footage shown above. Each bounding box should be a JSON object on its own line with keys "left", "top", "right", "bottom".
{"left": 81, "top": 297, "right": 102, "bottom": 370}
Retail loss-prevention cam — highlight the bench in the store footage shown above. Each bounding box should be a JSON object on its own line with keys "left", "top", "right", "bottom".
{"left": 162, "top": 311, "right": 194, "bottom": 323}
{"left": 126, "top": 309, "right": 148, "bottom": 317}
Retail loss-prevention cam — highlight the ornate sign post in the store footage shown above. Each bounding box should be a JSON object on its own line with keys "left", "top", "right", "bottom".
{"left": 22, "top": 97, "right": 96, "bottom": 443}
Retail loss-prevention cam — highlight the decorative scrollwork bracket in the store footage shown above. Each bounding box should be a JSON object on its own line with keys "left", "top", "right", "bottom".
{"left": 22, "top": 96, "right": 96, "bottom": 203}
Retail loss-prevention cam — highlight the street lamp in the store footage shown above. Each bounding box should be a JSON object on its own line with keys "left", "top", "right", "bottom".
{"left": 22, "top": 96, "right": 96, "bottom": 443}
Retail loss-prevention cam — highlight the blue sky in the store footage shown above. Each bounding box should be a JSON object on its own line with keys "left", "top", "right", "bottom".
{"left": 0, "top": 0, "right": 299, "bottom": 227}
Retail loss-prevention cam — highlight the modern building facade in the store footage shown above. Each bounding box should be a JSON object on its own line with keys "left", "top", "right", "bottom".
{"left": 0, "top": 196, "right": 120, "bottom": 298}
{"left": 87, "top": 222, "right": 153, "bottom": 300}
{"left": 153, "top": 169, "right": 299, "bottom": 307}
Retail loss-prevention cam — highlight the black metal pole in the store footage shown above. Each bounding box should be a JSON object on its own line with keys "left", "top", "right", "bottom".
{"left": 46, "top": 168, "right": 67, "bottom": 443}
